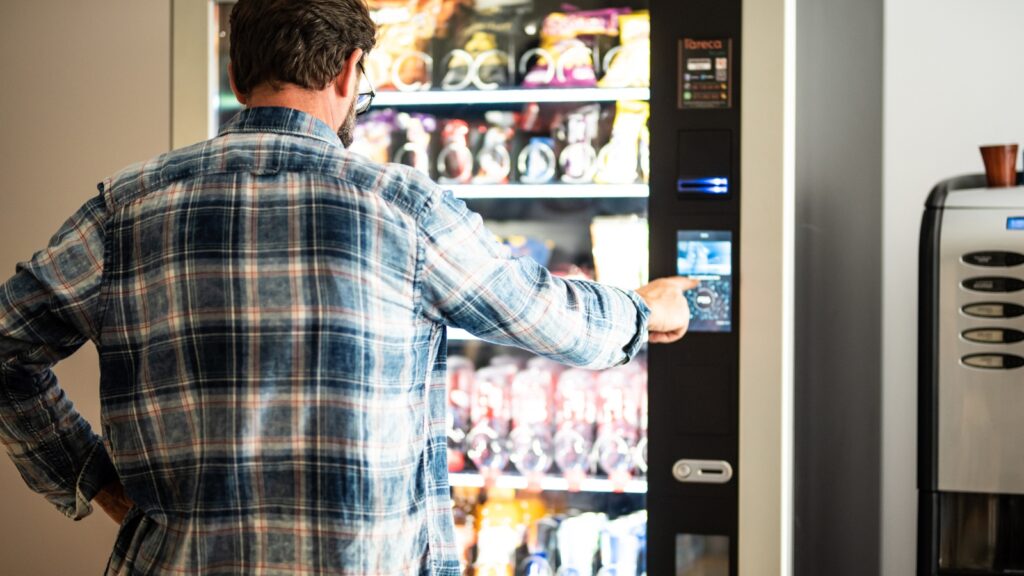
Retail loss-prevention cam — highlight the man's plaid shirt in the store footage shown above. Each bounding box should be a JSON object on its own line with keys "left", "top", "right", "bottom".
{"left": 0, "top": 107, "right": 648, "bottom": 575}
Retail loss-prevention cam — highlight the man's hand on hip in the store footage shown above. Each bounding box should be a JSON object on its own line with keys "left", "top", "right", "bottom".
{"left": 93, "top": 479, "right": 134, "bottom": 524}
{"left": 636, "top": 276, "right": 698, "bottom": 344}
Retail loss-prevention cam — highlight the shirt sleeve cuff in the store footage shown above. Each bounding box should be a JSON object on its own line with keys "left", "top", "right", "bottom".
{"left": 619, "top": 289, "right": 651, "bottom": 364}
{"left": 67, "top": 438, "right": 118, "bottom": 521}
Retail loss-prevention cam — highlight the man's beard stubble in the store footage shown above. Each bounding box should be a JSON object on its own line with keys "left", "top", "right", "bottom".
{"left": 337, "top": 99, "right": 357, "bottom": 148}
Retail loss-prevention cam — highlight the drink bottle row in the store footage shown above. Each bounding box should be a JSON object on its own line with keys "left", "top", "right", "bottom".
{"left": 446, "top": 353, "right": 648, "bottom": 490}
{"left": 453, "top": 487, "right": 647, "bottom": 576}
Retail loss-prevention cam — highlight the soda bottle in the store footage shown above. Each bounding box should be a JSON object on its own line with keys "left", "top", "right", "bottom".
{"left": 510, "top": 364, "right": 557, "bottom": 486}
{"left": 553, "top": 369, "right": 597, "bottom": 490}
{"left": 467, "top": 365, "right": 515, "bottom": 481}
{"left": 447, "top": 355, "right": 475, "bottom": 473}
{"left": 594, "top": 366, "right": 642, "bottom": 488}
{"left": 474, "top": 488, "right": 524, "bottom": 576}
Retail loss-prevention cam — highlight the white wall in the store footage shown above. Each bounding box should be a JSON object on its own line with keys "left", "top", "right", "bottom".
{"left": 0, "top": 1, "right": 170, "bottom": 574}
{"left": 882, "top": 1, "right": 1024, "bottom": 574}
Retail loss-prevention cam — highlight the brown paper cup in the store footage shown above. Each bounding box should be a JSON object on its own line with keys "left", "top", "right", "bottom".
{"left": 979, "top": 144, "right": 1019, "bottom": 188}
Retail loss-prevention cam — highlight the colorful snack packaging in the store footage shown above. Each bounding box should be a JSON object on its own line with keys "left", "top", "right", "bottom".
{"left": 517, "top": 137, "right": 557, "bottom": 184}
{"left": 392, "top": 112, "right": 436, "bottom": 176}
{"left": 521, "top": 8, "right": 627, "bottom": 88}
{"left": 437, "top": 119, "right": 475, "bottom": 184}
{"left": 349, "top": 109, "right": 397, "bottom": 164}
{"left": 473, "top": 112, "right": 515, "bottom": 183}
{"left": 598, "top": 11, "right": 651, "bottom": 88}
{"left": 555, "top": 104, "right": 601, "bottom": 184}
{"left": 594, "top": 100, "right": 650, "bottom": 185}
{"left": 442, "top": 4, "right": 523, "bottom": 90}
{"left": 367, "top": 0, "right": 440, "bottom": 91}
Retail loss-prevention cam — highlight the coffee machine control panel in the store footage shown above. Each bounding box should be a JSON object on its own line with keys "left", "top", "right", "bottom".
{"left": 937, "top": 188, "right": 1024, "bottom": 495}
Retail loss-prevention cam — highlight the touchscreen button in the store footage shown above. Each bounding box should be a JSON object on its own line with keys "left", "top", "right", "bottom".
{"left": 677, "top": 230, "right": 733, "bottom": 333}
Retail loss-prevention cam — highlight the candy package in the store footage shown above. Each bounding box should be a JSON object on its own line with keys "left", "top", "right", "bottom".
{"left": 442, "top": 4, "right": 527, "bottom": 90}
{"left": 367, "top": 1, "right": 440, "bottom": 91}
{"left": 517, "top": 136, "right": 558, "bottom": 184}
{"left": 391, "top": 112, "right": 436, "bottom": 176}
{"left": 594, "top": 100, "right": 649, "bottom": 185}
{"left": 554, "top": 104, "right": 601, "bottom": 184}
{"left": 473, "top": 112, "right": 515, "bottom": 183}
{"left": 598, "top": 11, "right": 651, "bottom": 88}
{"left": 437, "top": 119, "right": 475, "bottom": 184}
{"left": 349, "top": 109, "right": 396, "bottom": 164}
{"left": 521, "top": 8, "right": 627, "bottom": 88}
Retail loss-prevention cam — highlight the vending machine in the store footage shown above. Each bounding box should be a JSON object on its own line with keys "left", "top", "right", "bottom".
{"left": 918, "top": 174, "right": 1024, "bottom": 576}
{"left": 193, "top": 0, "right": 745, "bottom": 573}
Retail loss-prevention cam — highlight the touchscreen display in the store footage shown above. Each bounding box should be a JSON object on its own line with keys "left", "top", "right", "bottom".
{"left": 677, "top": 230, "right": 733, "bottom": 332}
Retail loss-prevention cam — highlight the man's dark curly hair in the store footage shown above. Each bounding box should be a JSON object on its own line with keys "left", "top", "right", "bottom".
{"left": 229, "top": 0, "right": 377, "bottom": 96}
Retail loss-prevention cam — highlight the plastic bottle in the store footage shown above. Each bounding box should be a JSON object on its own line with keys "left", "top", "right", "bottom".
{"left": 447, "top": 356, "right": 476, "bottom": 472}
{"left": 594, "top": 366, "right": 642, "bottom": 487}
{"left": 510, "top": 365, "right": 557, "bottom": 484}
{"left": 474, "top": 488, "right": 524, "bottom": 576}
{"left": 467, "top": 365, "right": 516, "bottom": 481}
{"left": 553, "top": 368, "right": 598, "bottom": 490}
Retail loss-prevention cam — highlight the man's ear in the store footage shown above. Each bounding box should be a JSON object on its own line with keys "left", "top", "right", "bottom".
{"left": 228, "top": 62, "right": 247, "bottom": 106}
{"left": 334, "top": 48, "right": 364, "bottom": 99}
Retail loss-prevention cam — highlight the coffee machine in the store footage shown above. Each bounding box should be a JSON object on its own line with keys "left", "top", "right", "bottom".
{"left": 919, "top": 174, "right": 1024, "bottom": 575}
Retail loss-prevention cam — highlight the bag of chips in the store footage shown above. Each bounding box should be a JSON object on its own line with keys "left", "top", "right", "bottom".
{"left": 598, "top": 11, "right": 650, "bottom": 88}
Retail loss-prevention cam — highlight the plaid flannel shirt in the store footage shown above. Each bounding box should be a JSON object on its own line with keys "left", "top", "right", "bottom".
{"left": 0, "top": 107, "right": 649, "bottom": 575}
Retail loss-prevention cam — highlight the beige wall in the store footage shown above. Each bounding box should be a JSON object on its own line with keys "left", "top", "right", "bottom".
{"left": 0, "top": 1, "right": 170, "bottom": 573}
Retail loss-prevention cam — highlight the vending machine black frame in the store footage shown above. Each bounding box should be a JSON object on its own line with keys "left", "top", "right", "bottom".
{"left": 647, "top": 0, "right": 742, "bottom": 574}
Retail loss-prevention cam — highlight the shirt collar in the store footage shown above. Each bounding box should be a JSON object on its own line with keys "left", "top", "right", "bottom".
{"left": 219, "top": 106, "right": 343, "bottom": 148}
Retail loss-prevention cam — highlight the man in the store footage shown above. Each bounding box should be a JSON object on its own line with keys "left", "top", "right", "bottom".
{"left": 0, "top": 0, "right": 694, "bottom": 573}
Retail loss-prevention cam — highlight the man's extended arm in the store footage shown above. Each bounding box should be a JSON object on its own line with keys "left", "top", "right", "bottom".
{"left": 419, "top": 189, "right": 669, "bottom": 368}
{"left": 0, "top": 193, "right": 120, "bottom": 520}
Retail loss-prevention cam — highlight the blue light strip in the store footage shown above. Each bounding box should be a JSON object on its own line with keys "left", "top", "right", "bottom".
{"left": 678, "top": 177, "right": 730, "bottom": 195}
{"left": 1008, "top": 217, "right": 1024, "bottom": 230}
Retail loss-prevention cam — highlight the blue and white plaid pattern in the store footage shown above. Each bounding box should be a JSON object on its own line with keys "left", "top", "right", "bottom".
{"left": 0, "top": 107, "right": 649, "bottom": 575}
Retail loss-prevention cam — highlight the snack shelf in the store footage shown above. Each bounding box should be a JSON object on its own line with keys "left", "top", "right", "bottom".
{"left": 448, "top": 472, "right": 648, "bottom": 494}
{"left": 217, "top": 87, "right": 650, "bottom": 113}
{"left": 373, "top": 87, "right": 651, "bottom": 107}
{"left": 449, "top": 183, "right": 649, "bottom": 199}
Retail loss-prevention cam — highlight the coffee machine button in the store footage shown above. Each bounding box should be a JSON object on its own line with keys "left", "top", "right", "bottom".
{"left": 962, "top": 251, "right": 1024, "bottom": 267}
{"left": 962, "top": 328, "right": 1024, "bottom": 344}
{"left": 962, "top": 303, "right": 1024, "bottom": 318}
{"left": 962, "top": 277, "right": 1024, "bottom": 292}
{"left": 962, "top": 354, "right": 1024, "bottom": 369}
